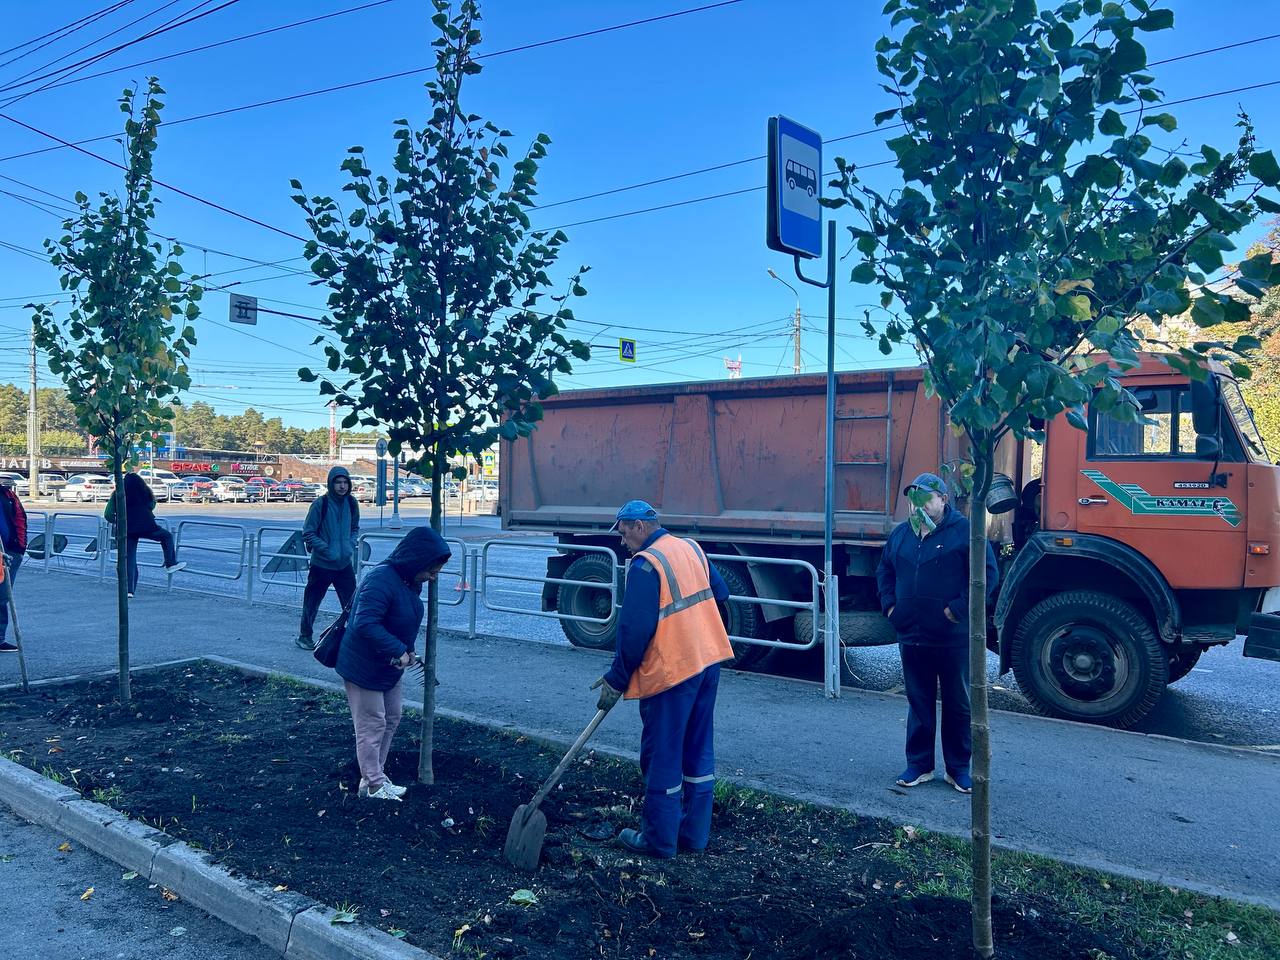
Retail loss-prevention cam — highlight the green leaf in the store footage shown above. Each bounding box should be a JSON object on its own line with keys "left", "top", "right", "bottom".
{"left": 1249, "top": 150, "right": 1280, "bottom": 187}
{"left": 1110, "top": 37, "right": 1147, "bottom": 73}
{"left": 850, "top": 262, "right": 877, "bottom": 284}
{"left": 1098, "top": 110, "right": 1125, "bottom": 136}
{"left": 1135, "top": 9, "right": 1174, "bottom": 31}
{"left": 1140, "top": 113, "right": 1177, "bottom": 132}
{"left": 509, "top": 889, "right": 539, "bottom": 907}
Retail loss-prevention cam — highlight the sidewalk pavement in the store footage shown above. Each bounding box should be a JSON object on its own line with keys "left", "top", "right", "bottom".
{"left": 4, "top": 569, "right": 1278, "bottom": 912}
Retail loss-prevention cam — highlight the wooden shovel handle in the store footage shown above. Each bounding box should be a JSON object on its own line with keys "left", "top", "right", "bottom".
{"left": 522, "top": 707, "right": 610, "bottom": 822}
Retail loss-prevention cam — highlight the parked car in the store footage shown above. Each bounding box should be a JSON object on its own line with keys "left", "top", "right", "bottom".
{"left": 208, "top": 478, "right": 244, "bottom": 502}
{"left": 138, "top": 467, "right": 189, "bottom": 501}
{"left": 0, "top": 472, "right": 24, "bottom": 491}
{"left": 298, "top": 481, "right": 326, "bottom": 500}
{"left": 400, "top": 477, "right": 431, "bottom": 498}
{"left": 277, "top": 479, "right": 310, "bottom": 502}
{"left": 181, "top": 475, "right": 217, "bottom": 502}
{"left": 63, "top": 474, "right": 114, "bottom": 502}
{"left": 244, "top": 477, "right": 289, "bottom": 501}
{"left": 351, "top": 479, "right": 375, "bottom": 503}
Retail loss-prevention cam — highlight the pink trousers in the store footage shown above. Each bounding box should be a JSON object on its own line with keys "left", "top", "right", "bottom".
{"left": 344, "top": 680, "right": 403, "bottom": 789}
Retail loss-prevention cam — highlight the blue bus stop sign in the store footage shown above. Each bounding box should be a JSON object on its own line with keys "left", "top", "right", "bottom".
{"left": 766, "top": 115, "right": 823, "bottom": 259}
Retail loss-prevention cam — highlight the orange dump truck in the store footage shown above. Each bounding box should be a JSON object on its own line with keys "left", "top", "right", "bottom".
{"left": 499, "top": 357, "right": 1280, "bottom": 727}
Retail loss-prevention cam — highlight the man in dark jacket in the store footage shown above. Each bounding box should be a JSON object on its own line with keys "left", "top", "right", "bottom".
{"left": 876, "top": 472, "right": 998, "bottom": 794}
{"left": 0, "top": 478, "right": 27, "bottom": 652}
{"left": 337, "top": 526, "right": 450, "bottom": 801}
{"left": 297, "top": 466, "right": 360, "bottom": 650}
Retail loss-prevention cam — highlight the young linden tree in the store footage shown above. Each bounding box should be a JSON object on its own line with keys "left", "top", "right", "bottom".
{"left": 830, "top": 1, "right": 1280, "bottom": 954}
{"left": 291, "top": 0, "right": 590, "bottom": 784}
{"left": 30, "top": 79, "right": 200, "bottom": 703}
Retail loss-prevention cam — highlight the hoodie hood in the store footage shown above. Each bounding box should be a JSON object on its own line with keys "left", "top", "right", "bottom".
{"left": 326, "top": 465, "right": 351, "bottom": 497}
{"left": 385, "top": 526, "right": 451, "bottom": 582}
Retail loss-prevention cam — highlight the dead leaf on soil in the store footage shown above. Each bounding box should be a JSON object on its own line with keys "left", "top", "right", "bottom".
{"left": 509, "top": 889, "right": 539, "bottom": 907}
{"left": 80, "top": 887, "right": 94, "bottom": 901}
{"left": 161, "top": 888, "right": 179, "bottom": 901}
{"left": 903, "top": 825, "right": 919, "bottom": 841}
{"left": 56, "top": 842, "right": 71, "bottom": 853}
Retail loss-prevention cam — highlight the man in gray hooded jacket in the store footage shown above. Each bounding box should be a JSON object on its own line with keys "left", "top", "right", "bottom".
{"left": 296, "top": 466, "right": 360, "bottom": 650}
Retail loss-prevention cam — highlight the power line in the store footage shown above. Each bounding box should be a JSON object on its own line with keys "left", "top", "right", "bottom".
{"left": 0, "top": 0, "right": 242, "bottom": 103}
{"left": 29, "top": 0, "right": 402, "bottom": 97}
{"left": 0, "top": 1, "right": 136, "bottom": 66}
{"left": 0, "top": 0, "right": 748, "bottom": 164}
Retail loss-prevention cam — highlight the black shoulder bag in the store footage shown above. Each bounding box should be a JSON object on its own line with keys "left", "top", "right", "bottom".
{"left": 313, "top": 605, "right": 350, "bottom": 669}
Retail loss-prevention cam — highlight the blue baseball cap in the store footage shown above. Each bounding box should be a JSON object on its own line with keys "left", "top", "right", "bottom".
{"left": 611, "top": 499, "right": 658, "bottom": 530}
{"left": 903, "top": 472, "right": 947, "bottom": 498}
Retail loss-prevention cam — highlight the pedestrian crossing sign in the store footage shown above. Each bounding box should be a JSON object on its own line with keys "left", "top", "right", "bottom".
{"left": 619, "top": 338, "right": 637, "bottom": 362}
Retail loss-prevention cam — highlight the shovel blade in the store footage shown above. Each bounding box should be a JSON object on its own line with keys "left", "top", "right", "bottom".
{"left": 503, "top": 803, "right": 547, "bottom": 871}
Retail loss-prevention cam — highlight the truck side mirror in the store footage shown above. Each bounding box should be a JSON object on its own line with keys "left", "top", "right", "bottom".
{"left": 1195, "top": 434, "right": 1222, "bottom": 460}
{"left": 1190, "top": 377, "right": 1220, "bottom": 436}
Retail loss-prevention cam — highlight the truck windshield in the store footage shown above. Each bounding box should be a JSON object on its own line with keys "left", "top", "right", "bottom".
{"left": 1222, "top": 377, "right": 1269, "bottom": 462}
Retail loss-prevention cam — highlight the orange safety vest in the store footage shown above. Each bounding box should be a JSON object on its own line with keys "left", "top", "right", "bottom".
{"left": 625, "top": 534, "right": 734, "bottom": 700}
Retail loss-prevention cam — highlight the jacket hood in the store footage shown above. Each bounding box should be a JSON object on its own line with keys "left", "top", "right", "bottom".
{"left": 326, "top": 465, "right": 351, "bottom": 496}
{"left": 385, "top": 526, "right": 451, "bottom": 581}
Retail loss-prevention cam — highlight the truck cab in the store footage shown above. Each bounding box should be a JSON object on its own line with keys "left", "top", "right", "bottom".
{"left": 995, "top": 357, "right": 1280, "bottom": 726}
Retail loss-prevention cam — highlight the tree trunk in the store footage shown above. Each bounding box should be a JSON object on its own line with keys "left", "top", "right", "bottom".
{"left": 112, "top": 448, "right": 130, "bottom": 704}
{"left": 417, "top": 442, "right": 446, "bottom": 785}
{"left": 968, "top": 448, "right": 994, "bottom": 959}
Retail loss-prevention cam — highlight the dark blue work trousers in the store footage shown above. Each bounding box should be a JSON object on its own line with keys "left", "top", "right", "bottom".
{"left": 900, "top": 642, "right": 971, "bottom": 776}
{"left": 637, "top": 664, "right": 720, "bottom": 857}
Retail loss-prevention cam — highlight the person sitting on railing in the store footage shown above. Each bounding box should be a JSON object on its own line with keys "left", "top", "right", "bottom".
{"left": 106, "top": 472, "right": 186, "bottom": 598}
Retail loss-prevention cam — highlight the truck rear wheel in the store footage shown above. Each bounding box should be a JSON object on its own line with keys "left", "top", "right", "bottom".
{"left": 1012, "top": 590, "right": 1167, "bottom": 729}
{"left": 558, "top": 554, "right": 619, "bottom": 650}
{"left": 713, "top": 563, "right": 769, "bottom": 671}
{"left": 1165, "top": 644, "right": 1204, "bottom": 684}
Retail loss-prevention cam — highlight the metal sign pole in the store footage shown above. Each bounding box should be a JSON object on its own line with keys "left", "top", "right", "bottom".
{"left": 793, "top": 219, "right": 840, "bottom": 699}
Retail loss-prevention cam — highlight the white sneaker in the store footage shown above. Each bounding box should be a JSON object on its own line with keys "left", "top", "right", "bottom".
{"left": 359, "top": 777, "right": 406, "bottom": 798}
{"left": 127, "top": 593, "right": 134, "bottom": 599}
{"left": 164, "top": 562, "right": 187, "bottom": 574}
{"left": 366, "top": 783, "right": 401, "bottom": 802}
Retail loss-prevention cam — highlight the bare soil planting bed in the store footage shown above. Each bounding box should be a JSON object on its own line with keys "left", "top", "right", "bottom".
{"left": 0, "top": 663, "right": 1275, "bottom": 959}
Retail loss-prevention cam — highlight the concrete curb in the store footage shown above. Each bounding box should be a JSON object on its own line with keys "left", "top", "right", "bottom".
{"left": 0, "top": 751, "right": 444, "bottom": 959}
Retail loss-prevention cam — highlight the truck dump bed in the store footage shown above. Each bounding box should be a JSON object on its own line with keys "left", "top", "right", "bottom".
{"left": 501, "top": 367, "right": 957, "bottom": 543}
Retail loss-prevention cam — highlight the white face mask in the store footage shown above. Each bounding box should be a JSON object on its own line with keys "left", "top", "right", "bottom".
{"left": 922, "top": 492, "right": 946, "bottom": 521}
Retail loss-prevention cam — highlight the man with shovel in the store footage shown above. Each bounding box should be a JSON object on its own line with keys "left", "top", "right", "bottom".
{"left": 591, "top": 500, "right": 734, "bottom": 859}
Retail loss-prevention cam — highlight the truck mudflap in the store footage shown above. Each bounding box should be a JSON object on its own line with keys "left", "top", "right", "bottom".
{"left": 1244, "top": 613, "right": 1280, "bottom": 661}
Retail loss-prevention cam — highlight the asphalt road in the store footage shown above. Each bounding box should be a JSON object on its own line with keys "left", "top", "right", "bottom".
{"left": 0, "top": 808, "right": 278, "bottom": 960}
{"left": 18, "top": 503, "right": 1280, "bottom": 748}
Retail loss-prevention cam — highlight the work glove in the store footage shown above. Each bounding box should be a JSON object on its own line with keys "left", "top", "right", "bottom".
{"left": 589, "top": 676, "right": 622, "bottom": 712}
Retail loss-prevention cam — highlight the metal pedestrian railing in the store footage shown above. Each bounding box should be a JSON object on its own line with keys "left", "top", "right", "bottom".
{"left": 14, "top": 515, "right": 844, "bottom": 698}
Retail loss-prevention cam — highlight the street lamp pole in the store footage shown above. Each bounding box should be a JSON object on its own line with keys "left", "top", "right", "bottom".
{"left": 767, "top": 268, "right": 803, "bottom": 374}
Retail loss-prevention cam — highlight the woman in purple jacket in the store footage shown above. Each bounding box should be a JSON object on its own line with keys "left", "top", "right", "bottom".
{"left": 336, "top": 525, "right": 450, "bottom": 801}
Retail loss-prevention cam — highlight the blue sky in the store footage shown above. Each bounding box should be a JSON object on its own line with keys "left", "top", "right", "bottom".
{"left": 1, "top": 0, "right": 1277, "bottom": 430}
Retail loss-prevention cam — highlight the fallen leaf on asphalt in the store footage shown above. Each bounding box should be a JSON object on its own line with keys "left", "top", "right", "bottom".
{"left": 80, "top": 887, "right": 94, "bottom": 901}
{"left": 121, "top": 871, "right": 139, "bottom": 881}
{"left": 161, "top": 888, "right": 179, "bottom": 902}
{"left": 273, "top": 885, "right": 288, "bottom": 892}
{"left": 56, "top": 842, "right": 71, "bottom": 853}
{"left": 170, "top": 927, "right": 187, "bottom": 937}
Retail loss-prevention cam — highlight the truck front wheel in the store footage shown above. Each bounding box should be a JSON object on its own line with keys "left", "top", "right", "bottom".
{"left": 558, "top": 554, "right": 619, "bottom": 650}
{"left": 1012, "top": 590, "right": 1167, "bottom": 729}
